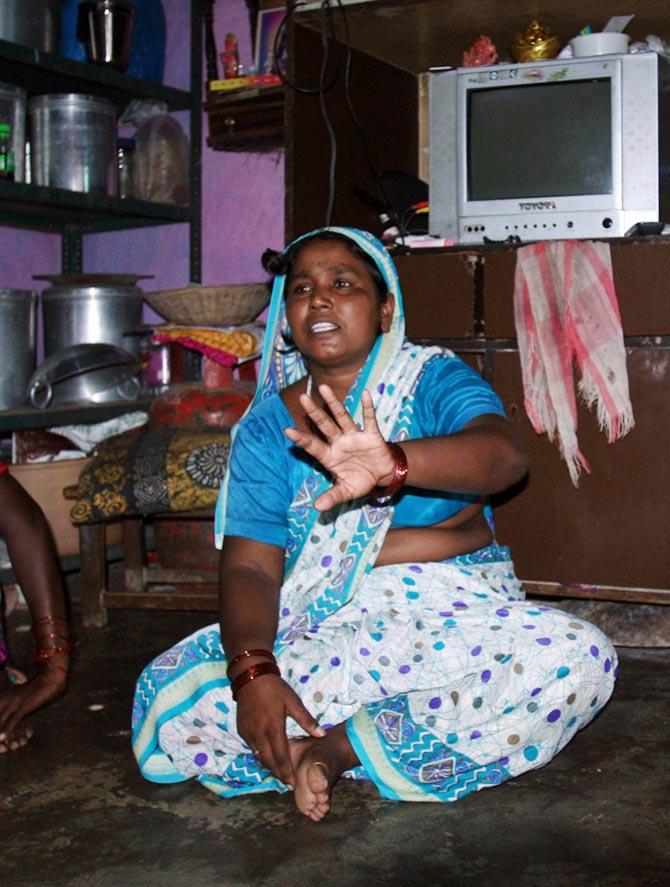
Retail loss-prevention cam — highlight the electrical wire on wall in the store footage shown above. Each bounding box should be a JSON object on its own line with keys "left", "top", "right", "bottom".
{"left": 273, "top": 0, "right": 403, "bottom": 235}
{"left": 274, "top": 1, "right": 339, "bottom": 96}
{"left": 332, "top": 0, "right": 404, "bottom": 241}
{"left": 318, "top": 0, "right": 338, "bottom": 226}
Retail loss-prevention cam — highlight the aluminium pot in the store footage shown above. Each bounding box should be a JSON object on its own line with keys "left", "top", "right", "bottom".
{"left": 27, "top": 343, "right": 140, "bottom": 408}
{"left": 41, "top": 283, "right": 143, "bottom": 358}
{"left": 0, "top": 288, "right": 37, "bottom": 409}
{"left": 0, "top": 0, "right": 62, "bottom": 53}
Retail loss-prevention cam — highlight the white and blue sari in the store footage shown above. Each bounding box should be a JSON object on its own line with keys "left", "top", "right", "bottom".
{"left": 132, "top": 228, "right": 617, "bottom": 802}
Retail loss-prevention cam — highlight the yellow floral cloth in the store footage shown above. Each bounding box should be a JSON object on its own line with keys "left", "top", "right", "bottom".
{"left": 71, "top": 426, "right": 231, "bottom": 523}
{"left": 151, "top": 326, "right": 261, "bottom": 367}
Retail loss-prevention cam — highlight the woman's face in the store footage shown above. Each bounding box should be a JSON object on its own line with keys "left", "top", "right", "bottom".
{"left": 284, "top": 238, "right": 394, "bottom": 375}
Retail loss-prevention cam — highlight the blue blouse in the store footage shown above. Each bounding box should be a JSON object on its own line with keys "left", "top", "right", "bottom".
{"left": 224, "top": 354, "right": 506, "bottom": 548}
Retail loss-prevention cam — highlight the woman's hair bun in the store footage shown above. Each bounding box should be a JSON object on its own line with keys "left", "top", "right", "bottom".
{"left": 261, "top": 248, "right": 290, "bottom": 276}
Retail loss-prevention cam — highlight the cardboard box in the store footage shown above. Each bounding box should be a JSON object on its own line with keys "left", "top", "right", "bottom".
{"left": 9, "top": 458, "right": 120, "bottom": 558}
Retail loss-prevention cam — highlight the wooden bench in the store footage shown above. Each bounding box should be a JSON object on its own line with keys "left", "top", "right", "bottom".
{"left": 65, "top": 486, "right": 218, "bottom": 626}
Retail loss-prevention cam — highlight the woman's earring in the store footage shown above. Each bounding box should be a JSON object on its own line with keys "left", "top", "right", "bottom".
{"left": 277, "top": 321, "right": 296, "bottom": 353}
{"left": 281, "top": 320, "right": 293, "bottom": 343}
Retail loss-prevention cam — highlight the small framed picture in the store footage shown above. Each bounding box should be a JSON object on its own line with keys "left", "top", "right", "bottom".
{"left": 254, "top": 7, "right": 287, "bottom": 76}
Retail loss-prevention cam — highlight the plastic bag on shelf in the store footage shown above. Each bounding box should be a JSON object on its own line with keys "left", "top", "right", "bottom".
{"left": 124, "top": 100, "right": 189, "bottom": 206}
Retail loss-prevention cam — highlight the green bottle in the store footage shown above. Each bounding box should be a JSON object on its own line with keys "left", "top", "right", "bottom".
{"left": 0, "top": 122, "right": 15, "bottom": 181}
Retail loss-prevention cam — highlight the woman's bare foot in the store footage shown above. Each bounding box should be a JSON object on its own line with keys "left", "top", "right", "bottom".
{"left": 0, "top": 721, "right": 33, "bottom": 753}
{"left": 0, "top": 666, "right": 34, "bottom": 752}
{"left": 288, "top": 723, "right": 359, "bottom": 822}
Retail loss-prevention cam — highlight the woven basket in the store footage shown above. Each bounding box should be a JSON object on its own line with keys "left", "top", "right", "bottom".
{"left": 144, "top": 283, "right": 270, "bottom": 326}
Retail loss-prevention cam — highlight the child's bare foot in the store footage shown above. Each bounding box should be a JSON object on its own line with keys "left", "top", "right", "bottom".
{"left": 288, "top": 723, "right": 359, "bottom": 822}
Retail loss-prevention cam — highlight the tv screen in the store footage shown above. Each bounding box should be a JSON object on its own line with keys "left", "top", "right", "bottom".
{"left": 467, "top": 79, "right": 612, "bottom": 200}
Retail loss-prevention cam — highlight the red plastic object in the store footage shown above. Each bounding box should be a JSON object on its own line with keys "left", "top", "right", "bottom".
{"left": 462, "top": 35, "right": 499, "bottom": 67}
{"left": 148, "top": 383, "right": 253, "bottom": 430}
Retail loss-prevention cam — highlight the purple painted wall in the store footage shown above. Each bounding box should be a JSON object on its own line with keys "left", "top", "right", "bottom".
{"left": 0, "top": 0, "right": 285, "bottom": 345}
{"left": 86, "top": 0, "right": 285, "bottom": 292}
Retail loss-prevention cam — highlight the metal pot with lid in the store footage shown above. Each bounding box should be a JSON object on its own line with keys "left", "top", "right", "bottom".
{"left": 40, "top": 280, "right": 144, "bottom": 358}
{"left": 0, "top": 288, "right": 36, "bottom": 409}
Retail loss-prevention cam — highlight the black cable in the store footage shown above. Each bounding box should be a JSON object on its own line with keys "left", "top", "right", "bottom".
{"left": 319, "top": 1, "right": 338, "bottom": 225}
{"left": 273, "top": 1, "right": 339, "bottom": 96}
{"left": 273, "top": 0, "right": 399, "bottom": 232}
{"left": 332, "top": 0, "right": 406, "bottom": 242}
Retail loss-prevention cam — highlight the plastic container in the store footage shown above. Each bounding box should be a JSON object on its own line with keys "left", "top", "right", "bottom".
{"left": 0, "top": 122, "right": 14, "bottom": 180}
{"left": 116, "top": 136, "right": 135, "bottom": 198}
{"left": 0, "top": 288, "right": 36, "bottom": 409}
{"left": 570, "top": 32, "right": 630, "bottom": 57}
{"left": 29, "top": 93, "right": 118, "bottom": 194}
{"left": 0, "top": 82, "right": 26, "bottom": 182}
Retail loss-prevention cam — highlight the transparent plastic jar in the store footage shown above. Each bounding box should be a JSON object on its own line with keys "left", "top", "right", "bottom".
{"left": 0, "top": 121, "right": 15, "bottom": 180}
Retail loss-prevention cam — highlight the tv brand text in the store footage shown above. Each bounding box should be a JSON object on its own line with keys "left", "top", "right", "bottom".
{"left": 518, "top": 201, "right": 557, "bottom": 210}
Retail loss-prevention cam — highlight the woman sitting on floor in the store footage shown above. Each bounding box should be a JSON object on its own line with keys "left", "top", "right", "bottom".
{"left": 132, "top": 227, "right": 617, "bottom": 821}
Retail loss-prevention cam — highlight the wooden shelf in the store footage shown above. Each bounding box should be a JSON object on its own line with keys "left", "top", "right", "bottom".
{"left": 296, "top": 0, "right": 670, "bottom": 73}
{"left": 0, "top": 6, "right": 202, "bottom": 279}
{"left": 0, "top": 180, "right": 191, "bottom": 234}
{"left": 204, "top": 86, "right": 284, "bottom": 152}
{"left": 0, "top": 399, "right": 153, "bottom": 433}
{"left": 0, "top": 37, "right": 192, "bottom": 110}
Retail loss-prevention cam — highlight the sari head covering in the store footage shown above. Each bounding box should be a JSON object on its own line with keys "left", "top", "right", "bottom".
{"left": 256, "top": 227, "right": 406, "bottom": 402}
{"left": 215, "top": 227, "right": 422, "bottom": 549}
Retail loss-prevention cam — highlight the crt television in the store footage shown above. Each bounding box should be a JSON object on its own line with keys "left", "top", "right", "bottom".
{"left": 429, "top": 52, "right": 670, "bottom": 244}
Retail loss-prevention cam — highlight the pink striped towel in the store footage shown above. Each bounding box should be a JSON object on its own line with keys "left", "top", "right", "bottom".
{"left": 513, "top": 240, "right": 634, "bottom": 486}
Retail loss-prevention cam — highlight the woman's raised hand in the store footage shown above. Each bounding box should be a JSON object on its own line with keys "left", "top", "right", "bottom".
{"left": 285, "top": 384, "right": 397, "bottom": 511}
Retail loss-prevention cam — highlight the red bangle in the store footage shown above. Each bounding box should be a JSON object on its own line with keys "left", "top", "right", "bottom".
{"left": 371, "top": 442, "right": 408, "bottom": 502}
{"left": 35, "top": 642, "right": 74, "bottom": 662}
{"left": 231, "top": 661, "right": 281, "bottom": 701}
{"left": 34, "top": 616, "right": 68, "bottom": 626}
{"left": 226, "top": 648, "right": 275, "bottom": 678}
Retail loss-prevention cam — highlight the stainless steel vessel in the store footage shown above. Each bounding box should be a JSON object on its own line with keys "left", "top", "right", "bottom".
{"left": 29, "top": 93, "right": 118, "bottom": 194}
{"left": 0, "top": 0, "right": 62, "bottom": 53}
{"left": 79, "top": 0, "right": 135, "bottom": 71}
{"left": 41, "top": 283, "right": 143, "bottom": 358}
{"left": 0, "top": 288, "right": 37, "bottom": 409}
{"left": 27, "top": 343, "right": 140, "bottom": 408}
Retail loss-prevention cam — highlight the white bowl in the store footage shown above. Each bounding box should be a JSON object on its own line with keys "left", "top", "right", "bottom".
{"left": 570, "top": 32, "right": 630, "bottom": 57}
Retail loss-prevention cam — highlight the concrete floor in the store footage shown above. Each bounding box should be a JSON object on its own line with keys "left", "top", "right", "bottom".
{"left": 1, "top": 607, "right": 669, "bottom": 887}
